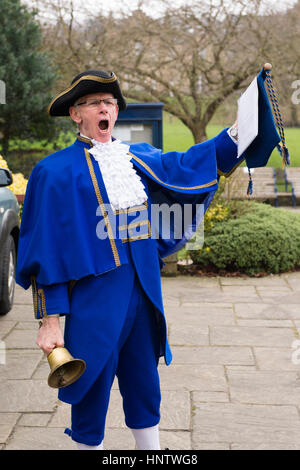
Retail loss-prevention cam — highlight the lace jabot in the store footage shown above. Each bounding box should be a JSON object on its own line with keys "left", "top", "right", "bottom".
{"left": 87, "top": 137, "right": 148, "bottom": 211}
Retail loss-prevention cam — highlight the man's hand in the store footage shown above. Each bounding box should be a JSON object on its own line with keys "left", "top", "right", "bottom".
{"left": 36, "top": 316, "right": 64, "bottom": 356}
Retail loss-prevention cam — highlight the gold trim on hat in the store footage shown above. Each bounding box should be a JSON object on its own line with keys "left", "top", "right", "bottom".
{"left": 47, "top": 73, "right": 118, "bottom": 115}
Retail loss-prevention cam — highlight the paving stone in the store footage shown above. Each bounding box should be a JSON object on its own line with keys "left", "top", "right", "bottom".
{"left": 257, "top": 287, "right": 292, "bottom": 297}
{"left": 192, "top": 391, "right": 229, "bottom": 403}
{"left": 169, "top": 324, "right": 209, "bottom": 346}
{"left": 234, "top": 303, "right": 282, "bottom": 319}
{"left": 160, "top": 390, "right": 190, "bottom": 430}
{"left": 0, "top": 380, "right": 57, "bottom": 412}
{"left": 13, "top": 285, "right": 33, "bottom": 304}
{"left": 103, "top": 428, "right": 136, "bottom": 450}
{"left": 15, "top": 321, "right": 38, "bottom": 330}
{"left": 106, "top": 390, "right": 127, "bottom": 428}
{"left": 175, "top": 289, "right": 224, "bottom": 304}
{"left": 162, "top": 296, "right": 180, "bottom": 308}
{"left": 0, "top": 413, "right": 20, "bottom": 444}
{"left": 256, "top": 292, "right": 300, "bottom": 305}
{"left": 254, "top": 347, "right": 300, "bottom": 370}
{"left": 32, "top": 359, "right": 51, "bottom": 381}
{"left": 221, "top": 285, "right": 258, "bottom": 297}
{"left": 236, "top": 319, "right": 294, "bottom": 327}
{"left": 159, "top": 430, "right": 191, "bottom": 450}
{"left": 270, "top": 304, "right": 300, "bottom": 319}
{"left": 4, "top": 329, "right": 39, "bottom": 349}
{"left": 165, "top": 304, "right": 235, "bottom": 326}
{"left": 211, "top": 326, "right": 296, "bottom": 347}
{"left": 192, "top": 442, "right": 230, "bottom": 450}
{"left": 220, "top": 276, "right": 288, "bottom": 287}
{"left": 228, "top": 369, "right": 300, "bottom": 405}
{"left": 171, "top": 346, "right": 254, "bottom": 366}
{"left": 285, "top": 277, "right": 300, "bottom": 292}
{"left": 187, "top": 277, "right": 220, "bottom": 288}
{"left": 192, "top": 403, "right": 300, "bottom": 444}
{"left": 234, "top": 302, "right": 300, "bottom": 320}
{"left": 18, "top": 413, "right": 51, "bottom": 427}
{"left": 4, "top": 303, "right": 35, "bottom": 322}
{"left": 162, "top": 276, "right": 220, "bottom": 293}
{"left": 231, "top": 442, "right": 300, "bottom": 450}
{"left": 4, "top": 273, "right": 300, "bottom": 451}
{"left": 284, "top": 272, "right": 300, "bottom": 280}
{"left": 182, "top": 294, "right": 261, "bottom": 306}
{"left": 158, "top": 364, "right": 227, "bottom": 392}
{"left": 0, "top": 321, "right": 17, "bottom": 339}
{"left": 4, "top": 426, "right": 76, "bottom": 450}
{"left": 48, "top": 401, "right": 70, "bottom": 428}
{"left": 0, "top": 350, "right": 43, "bottom": 379}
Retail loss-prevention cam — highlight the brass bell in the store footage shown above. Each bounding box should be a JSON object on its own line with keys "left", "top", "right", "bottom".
{"left": 47, "top": 347, "right": 86, "bottom": 388}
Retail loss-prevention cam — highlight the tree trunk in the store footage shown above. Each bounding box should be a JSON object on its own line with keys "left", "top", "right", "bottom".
{"left": 190, "top": 123, "right": 208, "bottom": 144}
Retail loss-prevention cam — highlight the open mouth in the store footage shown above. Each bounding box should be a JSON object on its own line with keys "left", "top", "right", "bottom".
{"left": 99, "top": 119, "right": 109, "bottom": 131}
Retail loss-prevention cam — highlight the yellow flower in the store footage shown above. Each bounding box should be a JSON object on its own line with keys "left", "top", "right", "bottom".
{"left": 0, "top": 154, "right": 28, "bottom": 195}
{"left": 0, "top": 155, "right": 9, "bottom": 169}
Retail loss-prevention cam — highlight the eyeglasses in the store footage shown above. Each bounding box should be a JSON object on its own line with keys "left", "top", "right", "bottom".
{"left": 76, "top": 98, "right": 118, "bottom": 109}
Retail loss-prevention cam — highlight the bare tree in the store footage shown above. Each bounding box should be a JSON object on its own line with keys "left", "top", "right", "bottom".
{"left": 264, "top": 0, "right": 300, "bottom": 126}
{"left": 32, "top": 0, "right": 292, "bottom": 142}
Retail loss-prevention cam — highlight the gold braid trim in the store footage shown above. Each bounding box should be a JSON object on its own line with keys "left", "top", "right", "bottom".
{"left": 129, "top": 152, "right": 217, "bottom": 190}
{"left": 114, "top": 200, "right": 148, "bottom": 215}
{"left": 37, "top": 289, "right": 47, "bottom": 319}
{"left": 31, "top": 276, "right": 38, "bottom": 319}
{"left": 84, "top": 148, "right": 121, "bottom": 267}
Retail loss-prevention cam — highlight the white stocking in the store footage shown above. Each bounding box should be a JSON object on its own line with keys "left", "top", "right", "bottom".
{"left": 130, "top": 424, "right": 160, "bottom": 450}
{"left": 76, "top": 440, "right": 104, "bottom": 450}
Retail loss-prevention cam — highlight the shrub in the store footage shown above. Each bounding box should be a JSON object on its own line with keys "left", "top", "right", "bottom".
{"left": 189, "top": 201, "right": 300, "bottom": 275}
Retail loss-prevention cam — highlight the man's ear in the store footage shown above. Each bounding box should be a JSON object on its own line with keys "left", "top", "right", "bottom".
{"left": 69, "top": 106, "right": 82, "bottom": 125}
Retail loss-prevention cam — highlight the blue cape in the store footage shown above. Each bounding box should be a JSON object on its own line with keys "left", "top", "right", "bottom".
{"left": 16, "top": 136, "right": 219, "bottom": 290}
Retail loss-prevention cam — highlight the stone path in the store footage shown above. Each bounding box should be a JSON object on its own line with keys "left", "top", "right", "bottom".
{"left": 1, "top": 272, "right": 300, "bottom": 450}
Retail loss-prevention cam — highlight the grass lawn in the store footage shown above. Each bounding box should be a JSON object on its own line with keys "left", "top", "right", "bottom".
{"left": 163, "top": 112, "right": 300, "bottom": 168}
{"left": 5, "top": 111, "right": 300, "bottom": 170}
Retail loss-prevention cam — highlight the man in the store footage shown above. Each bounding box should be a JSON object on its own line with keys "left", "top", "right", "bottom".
{"left": 16, "top": 69, "right": 280, "bottom": 450}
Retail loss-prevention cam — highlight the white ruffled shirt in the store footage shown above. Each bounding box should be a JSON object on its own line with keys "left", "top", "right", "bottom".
{"left": 83, "top": 135, "right": 148, "bottom": 211}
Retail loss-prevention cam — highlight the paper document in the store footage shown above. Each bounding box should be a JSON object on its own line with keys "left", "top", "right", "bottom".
{"left": 237, "top": 77, "right": 259, "bottom": 158}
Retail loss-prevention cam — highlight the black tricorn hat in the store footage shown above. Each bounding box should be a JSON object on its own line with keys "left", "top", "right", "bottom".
{"left": 47, "top": 69, "right": 127, "bottom": 116}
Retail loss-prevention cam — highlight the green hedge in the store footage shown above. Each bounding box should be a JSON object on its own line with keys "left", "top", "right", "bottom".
{"left": 189, "top": 201, "right": 300, "bottom": 275}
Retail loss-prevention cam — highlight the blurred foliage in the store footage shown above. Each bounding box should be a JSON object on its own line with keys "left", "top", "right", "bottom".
{"left": 188, "top": 200, "right": 300, "bottom": 275}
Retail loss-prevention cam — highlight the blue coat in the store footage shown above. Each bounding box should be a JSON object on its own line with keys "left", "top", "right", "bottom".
{"left": 15, "top": 126, "right": 275, "bottom": 404}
